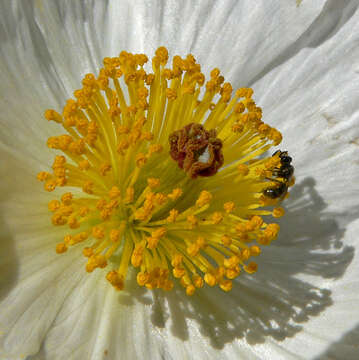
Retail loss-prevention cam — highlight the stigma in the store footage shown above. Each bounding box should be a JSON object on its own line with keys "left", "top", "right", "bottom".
{"left": 37, "top": 47, "right": 293, "bottom": 295}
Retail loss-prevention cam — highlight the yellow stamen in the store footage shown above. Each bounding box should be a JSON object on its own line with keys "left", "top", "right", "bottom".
{"left": 38, "top": 47, "right": 293, "bottom": 295}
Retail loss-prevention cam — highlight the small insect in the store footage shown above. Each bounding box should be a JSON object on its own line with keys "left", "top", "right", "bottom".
{"left": 263, "top": 150, "right": 294, "bottom": 199}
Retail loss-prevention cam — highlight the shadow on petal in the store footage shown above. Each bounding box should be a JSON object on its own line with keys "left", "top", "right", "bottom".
{"left": 0, "top": 216, "right": 18, "bottom": 302}
{"left": 126, "top": 177, "right": 354, "bottom": 349}
{"left": 314, "top": 322, "right": 359, "bottom": 360}
{"left": 0, "top": 153, "right": 21, "bottom": 302}
{"left": 248, "top": 0, "right": 359, "bottom": 86}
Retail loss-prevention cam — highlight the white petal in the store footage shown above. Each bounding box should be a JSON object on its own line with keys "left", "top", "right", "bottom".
{"left": 0, "top": 174, "right": 84, "bottom": 357}
{"left": 254, "top": 0, "right": 359, "bottom": 218}
{"left": 107, "top": 0, "right": 326, "bottom": 85}
{"left": 236, "top": 3, "right": 359, "bottom": 357}
{"left": 0, "top": 0, "right": 326, "bottom": 141}
{"left": 1, "top": 0, "right": 359, "bottom": 359}
{"left": 26, "top": 270, "right": 169, "bottom": 360}
{"left": 0, "top": 0, "right": 109, "bottom": 146}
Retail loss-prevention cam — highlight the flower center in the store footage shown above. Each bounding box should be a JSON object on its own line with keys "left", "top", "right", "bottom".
{"left": 169, "top": 122, "right": 224, "bottom": 178}
{"left": 37, "top": 47, "right": 294, "bottom": 295}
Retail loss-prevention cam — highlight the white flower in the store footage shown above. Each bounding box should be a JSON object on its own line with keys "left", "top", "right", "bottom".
{"left": 1, "top": 1, "right": 359, "bottom": 359}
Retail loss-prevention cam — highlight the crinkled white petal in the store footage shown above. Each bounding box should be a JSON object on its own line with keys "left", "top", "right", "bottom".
{"left": 1, "top": 0, "right": 359, "bottom": 359}
{"left": 106, "top": 0, "right": 326, "bottom": 84}
{"left": 0, "top": 0, "right": 325, "bottom": 139}
{"left": 255, "top": 0, "right": 359, "bottom": 221}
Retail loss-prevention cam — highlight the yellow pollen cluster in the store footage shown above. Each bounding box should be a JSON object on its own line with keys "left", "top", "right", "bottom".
{"left": 38, "top": 47, "right": 292, "bottom": 295}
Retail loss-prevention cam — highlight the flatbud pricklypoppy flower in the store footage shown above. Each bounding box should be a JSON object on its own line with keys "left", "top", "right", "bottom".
{"left": 0, "top": 1, "right": 359, "bottom": 359}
